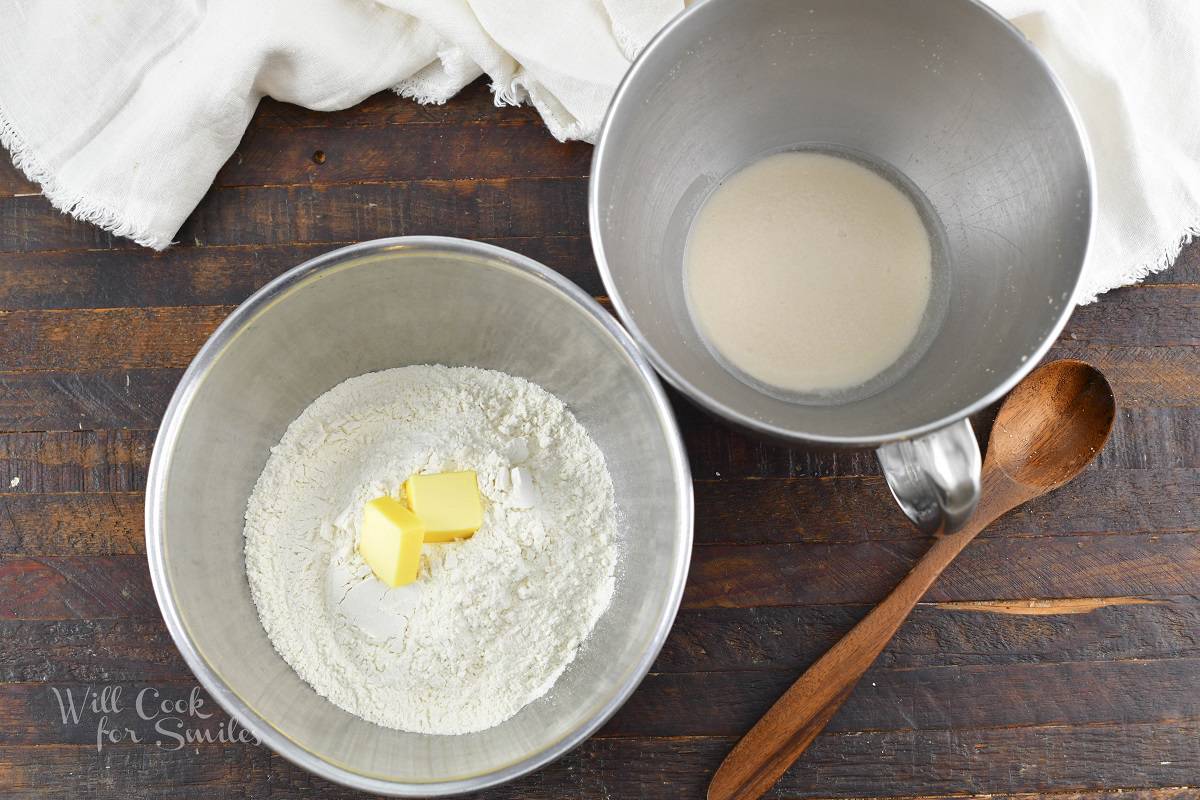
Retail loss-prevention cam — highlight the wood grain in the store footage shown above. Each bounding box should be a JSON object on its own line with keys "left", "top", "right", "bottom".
{"left": 1155, "top": 237, "right": 1200, "bottom": 284}
{"left": 1, "top": 723, "right": 1198, "bottom": 799}
{"left": 0, "top": 344, "right": 1195, "bottom": 433}
{"left": 0, "top": 556, "right": 155, "bottom": 620}
{"left": 7, "top": 597, "right": 1200, "bottom": 683}
{"left": 685, "top": 532, "right": 1200, "bottom": 608}
{"left": 0, "top": 370, "right": 181, "bottom": 431}
{"left": 621, "top": 659, "right": 1200, "bottom": 738}
{"left": 4, "top": 529, "right": 1197, "bottom": 622}
{"left": 0, "top": 619, "right": 185, "bottom": 682}
{"left": 0, "top": 82, "right": 545, "bottom": 196}
{"left": 681, "top": 406, "right": 1200, "bottom": 478}
{"left": 0, "top": 431, "right": 153, "bottom": 493}
{"left": 1064, "top": 287, "right": 1200, "bottom": 346}
{"left": 0, "top": 307, "right": 230, "bottom": 372}
{"left": 215, "top": 121, "right": 592, "bottom": 187}
{"left": 1, "top": 467, "right": 1195, "bottom": 557}
{"left": 0, "top": 493, "right": 145, "bottom": 555}
{"left": 0, "top": 401, "right": 1194, "bottom": 485}
{"left": 658, "top": 598, "right": 1200, "bottom": 672}
{"left": 3, "top": 658, "right": 1197, "bottom": 746}
{"left": 0, "top": 236, "right": 600, "bottom": 310}
{"left": 692, "top": 469, "right": 1200, "bottom": 545}
{"left": 1095, "top": 407, "right": 1200, "bottom": 470}
{"left": 1045, "top": 343, "right": 1200, "bottom": 406}
{"left": 252, "top": 84, "right": 545, "bottom": 130}
{"left": 0, "top": 178, "right": 589, "bottom": 252}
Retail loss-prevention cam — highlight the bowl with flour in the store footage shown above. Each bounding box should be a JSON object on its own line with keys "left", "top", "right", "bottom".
{"left": 145, "top": 237, "right": 692, "bottom": 795}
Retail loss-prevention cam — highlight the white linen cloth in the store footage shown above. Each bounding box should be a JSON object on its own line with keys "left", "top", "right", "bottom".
{"left": 1, "top": 0, "right": 1197, "bottom": 303}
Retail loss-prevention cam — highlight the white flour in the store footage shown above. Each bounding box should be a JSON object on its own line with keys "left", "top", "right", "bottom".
{"left": 243, "top": 365, "right": 618, "bottom": 735}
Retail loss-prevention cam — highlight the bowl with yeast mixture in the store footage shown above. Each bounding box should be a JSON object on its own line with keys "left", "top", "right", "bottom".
{"left": 145, "top": 237, "right": 692, "bottom": 795}
{"left": 592, "top": 0, "right": 1092, "bottom": 535}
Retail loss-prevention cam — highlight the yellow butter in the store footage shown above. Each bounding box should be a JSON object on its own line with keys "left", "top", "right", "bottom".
{"left": 403, "top": 470, "right": 483, "bottom": 542}
{"left": 358, "top": 496, "right": 425, "bottom": 587}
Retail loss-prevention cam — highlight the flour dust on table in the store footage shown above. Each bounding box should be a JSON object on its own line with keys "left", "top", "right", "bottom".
{"left": 243, "top": 365, "right": 618, "bottom": 735}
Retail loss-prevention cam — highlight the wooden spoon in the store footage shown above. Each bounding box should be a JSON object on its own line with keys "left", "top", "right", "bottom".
{"left": 708, "top": 359, "right": 1116, "bottom": 800}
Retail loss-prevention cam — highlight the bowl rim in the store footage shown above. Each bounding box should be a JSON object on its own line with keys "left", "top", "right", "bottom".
{"left": 144, "top": 236, "right": 694, "bottom": 796}
{"left": 589, "top": 0, "right": 1097, "bottom": 449}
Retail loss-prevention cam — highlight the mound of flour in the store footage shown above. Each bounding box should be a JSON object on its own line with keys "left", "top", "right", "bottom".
{"left": 243, "top": 365, "right": 617, "bottom": 734}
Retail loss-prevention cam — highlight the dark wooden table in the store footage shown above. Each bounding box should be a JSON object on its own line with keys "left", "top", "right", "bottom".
{"left": 1, "top": 81, "right": 1197, "bottom": 799}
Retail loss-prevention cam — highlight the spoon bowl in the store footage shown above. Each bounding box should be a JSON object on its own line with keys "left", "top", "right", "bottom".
{"left": 986, "top": 359, "right": 1116, "bottom": 492}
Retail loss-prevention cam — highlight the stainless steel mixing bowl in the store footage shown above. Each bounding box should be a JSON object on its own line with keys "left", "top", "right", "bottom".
{"left": 145, "top": 238, "right": 693, "bottom": 795}
{"left": 590, "top": 0, "right": 1093, "bottom": 534}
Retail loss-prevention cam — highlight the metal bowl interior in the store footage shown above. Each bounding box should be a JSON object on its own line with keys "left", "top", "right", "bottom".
{"left": 591, "top": 0, "right": 1093, "bottom": 447}
{"left": 145, "top": 238, "right": 692, "bottom": 795}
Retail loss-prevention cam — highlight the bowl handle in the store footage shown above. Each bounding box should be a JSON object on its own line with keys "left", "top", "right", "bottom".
{"left": 876, "top": 418, "right": 981, "bottom": 534}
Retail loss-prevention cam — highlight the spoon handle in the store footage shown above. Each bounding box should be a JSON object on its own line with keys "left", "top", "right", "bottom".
{"left": 707, "top": 520, "right": 986, "bottom": 800}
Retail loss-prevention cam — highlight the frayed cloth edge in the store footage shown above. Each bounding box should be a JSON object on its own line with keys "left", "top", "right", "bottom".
{"left": 0, "top": 96, "right": 171, "bottom": 250}
{"left": 1076, "top": 224, "right": 1196, "bottom": 304}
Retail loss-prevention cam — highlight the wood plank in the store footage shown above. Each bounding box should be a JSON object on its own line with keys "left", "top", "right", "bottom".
{"left": 1, "top": 723, "right": 1197, "bottom": 799}
{"left": 617, "top": 658, "right": 1200, "bottom": 737}
{"left": 0, "top": 370, "right": 180, "bottom": 431}
{"left": 679, "top": 405, "right": 1200, "bottom": 478}
{"left": 0, "top": 83, "right": 546, "bottom": 197}
{"left": 679, "top": 390, "right": 935, "bottom": 479}
{"left": 600, "top": 723, "right": 1200, "bottom": 800}
{"left": 0, "top": 236, "right": 600, "bottom": 310}
{"left": 0, "top": 245, "right": 303, "bottom": 308}
{"left": 0, "top": 339, "right": 1192, "bottom": 431}
{"left": 0, "top": 178, "right": 589, "bottom": 253}
{"left": 0, "top": 619, "right": 183, "bottom": 682}
{"left": 659, "top": 598, "right": 1200, "bottom": 673}
{"left": 1043, "top": 343, "right": 1200, "bottom": 407}
{"left": 693, "top": 469, "right": 1200, "bottom": 545}
{"left": 6, "top": 530, "right": 1197, "bottom": 620}
{"left": 1064, "top": 287, "right": 1199, "bottom": 347}
{"left": 0, "top": 341, "right": 1191, "bottom": 435}
{"left": 0, "top": 194, "right": 122, "bottom": 251}
{"left": 215, "top": 121, "right": 590, "bottom": 188}
{"left": 0, "top": 464, "right": 1193, "bottom": 558}
{"left": 684, "top": 531, "right": 1200, "bottom": 609}
{"left": 7, "top": 598, "right": 1199, "bottom": 683}
{"left": 4, "top": 659, "right": 1198, "bottom": 742}
{"left": 0, "top": 373, "right": 1192, "bottom": 486}
{"left": 3, "top": 467, "right": 1194, "bottom": 558}
{"left": 2, "top": 313, "right": 1192, "bottom": 427}
{"left": 0, "top": 307, "right": 229, "bottom": 372}
{"left": 1096, "top": 406, "right": 1200, "bottom": 470}
{"left": 1146, "top": 236, "right": 1200, "bottom": 285}
{"left": 0, "top": 431, "right": 153, "bottom": 493}
{"left": 0, "top": 162, "right": 37, "bottom": 198}
{"left": 0, "top": 493, "right": 145, "bottom": 556}
{"left": 0, "top": 744, "right": 267, "bottom": 800}
{"left": 0, "top": 556, "right": 155, "bottom": 620}
{"left": 678, "top": 404, "right": 882, "bottom": 478}
{"left": 253, "top": 83, "right": 544, "bottom": 130}
{"left": 894, "top": 791, "right": 1200, "bottom": 800}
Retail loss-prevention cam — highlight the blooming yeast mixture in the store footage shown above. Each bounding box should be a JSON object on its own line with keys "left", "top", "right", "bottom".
{"left": 243, "top": 365, "right": 618, "bottom": 735}
{"left": 686, "top": 151, "right": 934, "bottom": 397}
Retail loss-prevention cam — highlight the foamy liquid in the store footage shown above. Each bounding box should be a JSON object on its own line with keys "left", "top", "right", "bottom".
{"left": 685, "top": 151, "right": 934, "bottom": 398}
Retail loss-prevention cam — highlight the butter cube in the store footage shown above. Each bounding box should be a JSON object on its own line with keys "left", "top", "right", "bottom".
{"left": 358, "top": 496, "right": 425, "bottom": 587}
{"left": 404, "top": 470, "right": 483, "bottom": 542}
